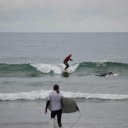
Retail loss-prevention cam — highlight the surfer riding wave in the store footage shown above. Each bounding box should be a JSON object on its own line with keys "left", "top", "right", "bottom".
{"left": 63, "top": 54, "right": 73, "bottom": 72}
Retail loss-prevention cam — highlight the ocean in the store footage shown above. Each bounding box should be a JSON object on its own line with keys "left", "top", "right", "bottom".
{"left": 0, "top": 32, "right": 128, "bottom": 128}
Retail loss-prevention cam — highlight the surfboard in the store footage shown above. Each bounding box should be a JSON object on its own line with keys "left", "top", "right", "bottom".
{"left": 61, "top": 97, "right": 79, "bottom": 113}
{"left": 62, "top": 71, "right": 69, "bottom": 77}
{"left": 48, "top": 97, "right": 79, "bottom": 113}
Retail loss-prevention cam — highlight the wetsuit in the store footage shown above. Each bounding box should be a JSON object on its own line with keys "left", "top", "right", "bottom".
{"left": 100, "top": 73, "right": 107, "bottom": 77}
{"left": 108, "top": 72, "right": 114, "bottom": 76}
{"left": 96, "top": 72, "right": 114, "bottom": 77}
{"left": 63, "top": 56, "right": 72, "bottom": 70}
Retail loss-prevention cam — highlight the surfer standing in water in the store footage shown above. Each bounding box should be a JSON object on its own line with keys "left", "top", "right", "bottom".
{"left": 63, "top": 54, "right": 73, "bottom": 72}
{"left": 45, "top": 84, "right": 63, "bottom": 128}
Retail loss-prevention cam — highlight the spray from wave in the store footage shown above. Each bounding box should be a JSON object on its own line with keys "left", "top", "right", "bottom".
{"left": 31, "top": 63, "right": 79, "bottom": 74}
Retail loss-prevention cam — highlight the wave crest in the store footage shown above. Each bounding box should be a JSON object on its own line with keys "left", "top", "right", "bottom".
{"left": 0, "top": 61, "right": 128, "bottom": 77}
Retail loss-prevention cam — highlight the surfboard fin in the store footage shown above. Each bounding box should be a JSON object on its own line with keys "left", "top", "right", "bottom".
{"left": 76, "top": 106, "right": 79, "bottom": 111}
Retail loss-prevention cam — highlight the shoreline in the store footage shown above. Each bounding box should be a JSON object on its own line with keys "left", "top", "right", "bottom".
{"left": 0, "top": 122, "right": 128, "bottom": 128}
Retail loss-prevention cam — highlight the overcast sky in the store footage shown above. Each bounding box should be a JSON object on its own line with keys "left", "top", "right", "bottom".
{"left": 0, "top": 0, "right": 128, "bottom": 32}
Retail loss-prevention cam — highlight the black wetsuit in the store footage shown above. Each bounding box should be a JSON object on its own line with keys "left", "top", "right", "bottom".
{"left": 100, "top": 73, "right": 108, "bottom": 77}
{"left": 51, "top": 109, "right": 62, "bottom": 127}
{"left": 96, "top": 72, "right": 113, "bottom": 77}
{"left": 63, "top": 60, "right": 69, "bottom": 70}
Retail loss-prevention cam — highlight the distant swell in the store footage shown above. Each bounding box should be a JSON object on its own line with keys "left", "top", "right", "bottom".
{"left": 0, "top": 90, "right": 128, "bottom": 101}
{"left": 0, "top": 63, "right": 42, "bottom": 77}
{"left": 0, "top": 61, "right": 128, "bottom": 77}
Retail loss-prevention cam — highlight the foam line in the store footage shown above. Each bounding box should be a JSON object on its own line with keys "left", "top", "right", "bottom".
{"left": 0, "top": 90, "right": 128, "bottom": 101}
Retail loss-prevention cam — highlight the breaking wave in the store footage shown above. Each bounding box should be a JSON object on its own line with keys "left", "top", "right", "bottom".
{"left": 0, "top": 90, "right": 128, "bottom": 101}
{"left": 0, "top": 61, "right": 128, "bottom": 77}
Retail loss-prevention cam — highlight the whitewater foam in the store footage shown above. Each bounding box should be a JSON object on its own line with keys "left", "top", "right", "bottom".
{"left": 31, "top": 63, "right": 79, "bottom": 74}
{"left": 0, "top": 90, "right": 128, "bottom": 101}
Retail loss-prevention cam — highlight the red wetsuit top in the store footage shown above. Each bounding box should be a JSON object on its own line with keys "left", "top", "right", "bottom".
{"left": 64, "top": 56, "right": 71, "bottom": 62}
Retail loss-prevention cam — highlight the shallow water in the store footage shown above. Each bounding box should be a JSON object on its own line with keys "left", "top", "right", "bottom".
{"left": 0, "top": 32, "right": 128, "bottom": 128}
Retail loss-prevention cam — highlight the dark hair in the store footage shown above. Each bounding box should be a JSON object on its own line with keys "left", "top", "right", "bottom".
{"left": 53, "top": 84, "right": 59, "bottom": 94}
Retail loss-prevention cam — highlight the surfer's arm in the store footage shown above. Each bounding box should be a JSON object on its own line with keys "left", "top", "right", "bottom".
{"left": 112, "top": 73, "right": 114, "bottom": 76}
{"left": 45, "top": 100, "right": 50, "bottom": 114}
{"left": 110, "top": 72, "right": 114, "bottom": 76}
{"left": 70, "top": 58, "right": 73, "bottom": 61}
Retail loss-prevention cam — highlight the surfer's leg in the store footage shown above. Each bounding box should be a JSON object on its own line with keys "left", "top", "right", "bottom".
{"left": 51, "top": 111, "right": 57, "bottom": 128}
{"left": 65, "top": 62, "right": 69, "bottom": 70}
{"left": 56, "top": 109, "right": 62, "bottom": 127}
{"left": 51, "top": 111, "right": 56, "bottom": 119}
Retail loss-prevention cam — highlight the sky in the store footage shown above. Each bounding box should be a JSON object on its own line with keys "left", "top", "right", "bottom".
{"left": 0, "top": 0, "right": 128, "bottom": 32}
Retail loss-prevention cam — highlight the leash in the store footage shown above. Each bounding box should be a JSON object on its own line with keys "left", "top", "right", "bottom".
{"left": 70, "top": 111, "right": 81, "bottom": 128}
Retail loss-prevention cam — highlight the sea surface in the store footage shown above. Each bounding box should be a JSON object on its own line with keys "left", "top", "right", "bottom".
{"left": 0, "top": 32, "right": 128, "bottom": 128}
